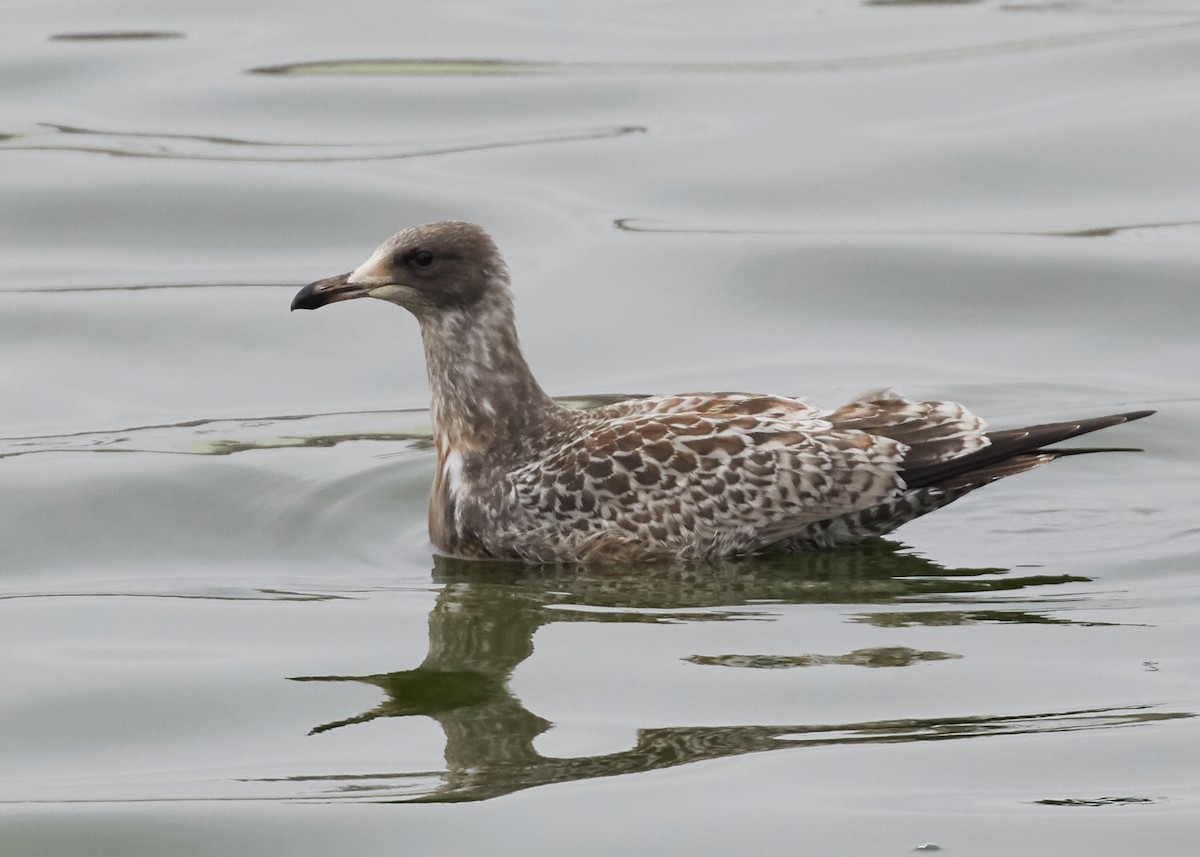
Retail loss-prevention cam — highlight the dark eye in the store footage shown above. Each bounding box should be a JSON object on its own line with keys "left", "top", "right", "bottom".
{"left": 412, "top": 249, "right": 434, "bottom": 268}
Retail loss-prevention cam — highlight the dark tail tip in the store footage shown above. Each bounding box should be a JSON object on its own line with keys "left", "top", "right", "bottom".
{"left": 902, "top": 407, "right": 1155, "bottom": 492}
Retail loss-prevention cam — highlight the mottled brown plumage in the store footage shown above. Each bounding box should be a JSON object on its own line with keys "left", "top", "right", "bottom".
{"left": 291, "top": 221, "right": 1153, "bottom": 563}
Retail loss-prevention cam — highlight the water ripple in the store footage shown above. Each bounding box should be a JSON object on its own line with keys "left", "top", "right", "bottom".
{"left": 0, "top": 122, "right": 644, "bottom": 163}
{"left": 248, "top": 22, "right": 1200, "bottom": 76}
{"left": 615, "top": 217, "right": 1200, "bottom": 243}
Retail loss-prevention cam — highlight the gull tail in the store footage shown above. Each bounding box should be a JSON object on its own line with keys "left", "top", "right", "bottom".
{"left": 901, "top": 409, "right": 1155, "bottom": 493}
{"left": 782, "top": 409, "right": 1154, "bottom": 550}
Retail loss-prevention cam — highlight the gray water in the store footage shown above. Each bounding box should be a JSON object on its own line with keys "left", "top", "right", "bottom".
{"left": 2, "top": 1, "right": 1199, "bottom": 854}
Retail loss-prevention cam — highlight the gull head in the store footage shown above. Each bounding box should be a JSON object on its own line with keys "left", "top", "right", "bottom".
{"left": 291, "top": 221, "right": 509, "bottom": 318}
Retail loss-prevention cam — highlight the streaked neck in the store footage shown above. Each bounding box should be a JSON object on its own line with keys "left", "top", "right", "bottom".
{"left": 419, "top": 289, "right": 561, "bottom": 456}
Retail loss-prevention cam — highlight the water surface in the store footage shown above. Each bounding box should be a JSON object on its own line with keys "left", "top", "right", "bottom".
{"left": 2, "top": 1, "right": 1198, "bottom": 854}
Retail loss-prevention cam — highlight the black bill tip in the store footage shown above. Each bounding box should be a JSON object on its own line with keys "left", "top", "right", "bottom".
{"left": 291, "top": 272, "right": 363, "bottom": 311}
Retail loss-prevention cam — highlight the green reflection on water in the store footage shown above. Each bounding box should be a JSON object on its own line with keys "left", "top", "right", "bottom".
{"left": 276, "top": 543, "right": 1190, "bottom": 803}
{"left": 431, "top": 540, "right": 1083, "bottom": 608}
{"left": 197, "top": 432, "right": 431, "bottom": 456}
{"left": 852, "top": 608, "right": 1127, "bottom": 628}
{"left": 684, "top": 647, "right": 963, "bottom": 669}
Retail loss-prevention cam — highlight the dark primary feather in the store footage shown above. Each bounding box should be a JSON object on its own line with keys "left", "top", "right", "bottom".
{"left": 901, "top": 410, "right": 1155, "bottom": 492}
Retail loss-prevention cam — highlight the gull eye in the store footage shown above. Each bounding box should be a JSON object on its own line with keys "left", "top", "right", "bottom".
{"left": 411, "top": 249, "right": 434, "bottom": 268}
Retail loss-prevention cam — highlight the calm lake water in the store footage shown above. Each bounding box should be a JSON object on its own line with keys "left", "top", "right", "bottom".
{"left": 2, "top": 0, "right": 1198, "bottom": 854}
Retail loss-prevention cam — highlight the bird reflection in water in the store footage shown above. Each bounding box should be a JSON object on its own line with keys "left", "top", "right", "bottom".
{"left": 279, "top": 542, "right": 1187, "bottom": 803}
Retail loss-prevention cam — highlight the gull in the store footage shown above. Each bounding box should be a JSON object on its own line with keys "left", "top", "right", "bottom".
{"left": 292, "top": 221, "right": 1152, "bottom": 563}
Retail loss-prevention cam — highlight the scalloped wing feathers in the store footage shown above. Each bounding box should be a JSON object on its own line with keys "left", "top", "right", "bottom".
{"left": 492, "top": 392, "right": 992, "bottom": 561}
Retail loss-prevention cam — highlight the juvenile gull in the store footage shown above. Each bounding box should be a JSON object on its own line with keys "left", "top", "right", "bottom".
{"left": 291, "top": 221, "right": 1153, "bottom": 563}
